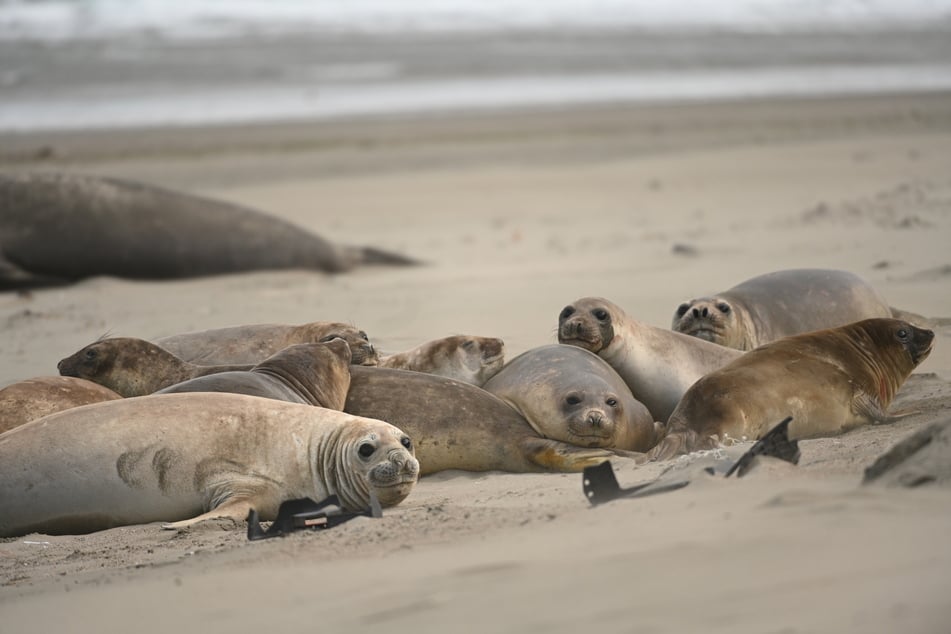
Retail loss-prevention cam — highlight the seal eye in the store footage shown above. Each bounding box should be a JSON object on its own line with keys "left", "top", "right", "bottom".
{"left": 359, "top": 331, "right": 369, "bottom": 341}
{"left": 606, "top": 398, "right": 618, "bottom": 407}
{"left": 565, "top": 395, "right": 582, "bottom": 406}
{"left": 896, "top": 328, "right": 909, "bottom": 340}
{"left": 84, "top": 349, "right": 98, "bottom": 360}
{"left": 400, "top": 436, "right": 412, "bottom": 450}
{"left": 358, "top": 442, "right": 376, "bottom": 459}
{"left": 559, "top": 306, "right": 575, "bottom": 321}
{"left": 462, "top": 340, "right": 475, "bottom": 350}
{"left": 676, "top": 303, "right": 689, "bottom": 317}
{"left": 593, "top": 309, "right": 608, "bottom": 321}
{"left": 319, "top": 334, "right": 340, "bottom": 343}
{"left": 717, "top": 302, "right": 731, "bottom": 314}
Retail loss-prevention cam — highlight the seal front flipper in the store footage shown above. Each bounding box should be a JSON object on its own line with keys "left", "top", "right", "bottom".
{"left": 162, "top": 499, "right": 257, "bottom": 530}
{"left": 519, "top": 437, "right": 616, "bottom": 472}
{"left": 852, "top": 391, "right": 917, "bottom": 425}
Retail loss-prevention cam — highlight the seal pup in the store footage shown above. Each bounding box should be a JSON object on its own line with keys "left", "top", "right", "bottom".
{"left": 0, "top": 172, "right": 418, "bottom": 289}
{"left": 0, "top": 392, "right": 419, "bottom": 537}
{"left": 378, "top": 335, "right": 505, "bottom": 386}
{"left": 670, "top": 268, "right": 900, "bottom": 350}
{"left": 648, "top": 318, "right": 935, "bottom": 461}
{"left": 0, "top": 376, "right": 121, "bottom": 434}
{"left": 483, "top": 344, "right": 662, "bottom": 452}
{"left": 156, "top": 339, "right": 352, "bottom": 410}
{"left": 58, "top": 337, "right": 253, "bottom": 397}
{"left": 155, "top": 320, "right": 379, "bottom": 366}
{"left": 345, "top": 366, "right": 618, "bottom": 476}
{"left": 558, "top": 297, "right": 742, "bottom": 422}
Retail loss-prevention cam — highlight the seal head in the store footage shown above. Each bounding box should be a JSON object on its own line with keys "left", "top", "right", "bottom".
{"left": 671, "top": 297, "right": 738, "bottom": 346}
{"left": 557, "top": 302, "right": 615, "bottom": 353}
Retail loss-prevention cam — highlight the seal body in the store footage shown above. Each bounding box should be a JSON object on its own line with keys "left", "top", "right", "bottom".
{"left": 378, "top": 335, "right": 505, "bottom": 386}
{"left": 155, "top": 321, "right": 379, "bottom": 366}
{"left": 558, "top": 297, "right": 742, "bottom": 422}
{"left": 0, "top": 172, "right": 417, "bottom": 289}
{"left": 671, "top": 269, "right": 894, "bottom": 350}
{"left": 649, "top": 318, "right": 935, "bottom": 460}
{"left": 345, "top": 366, "right": 617, "bottom": 476}
{"left": 483, "top": 344, "right": 661, "bottom": 452}
{"left": 0, "top": 376, "right": 121, "bottom": 434}
{"left": 157, "top": 340, "right": 352, "bottom": 409}
{"left": 0, "top": 392, "right": 419, "bottom": 537}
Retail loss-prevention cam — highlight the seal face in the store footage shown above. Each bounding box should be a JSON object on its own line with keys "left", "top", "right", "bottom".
{"left": 0, "top": 376, "right": 121, "bottom": 434}
{"left": 378, "top": 335, "right": 505, "bottom": 386}
{"left": 649, "top": 318, "right": 935, "bottom": 460}
{"left": 672, "top": 299, "right": 736, "bottom": 345}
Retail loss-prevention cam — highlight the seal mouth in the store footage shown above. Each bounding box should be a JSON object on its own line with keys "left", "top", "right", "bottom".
{"left": 558, "top": 334, "right": 602, "bottom": 353}
{"left": 683, "top": 327, "right": 721, "bottom": 342}
{"left": 567, "top": 429, "right": 613, "bottom": 447}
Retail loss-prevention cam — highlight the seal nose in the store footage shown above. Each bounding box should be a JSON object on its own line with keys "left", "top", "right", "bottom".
{"left": 586, "top": 410, "right": 605, "bottom": 428}
{"left": 692, "top": 306, "right": 709, "bottom": 318}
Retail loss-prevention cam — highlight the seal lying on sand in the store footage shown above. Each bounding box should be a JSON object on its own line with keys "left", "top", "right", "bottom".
{"left": 345, "top": 366, "right": 617, "bottom": 476}
{"left": 155, "top": 320, "right": 378, "bottom": 366}
{"left": 648, "top": 318, "right": 935, "bottom": 461}
{"left": 58, "top": 337, "right": 253, "bottom": 397}
{"left": 0, "top": 392, "right": 418, "bottom": 537}
{"left": 0, "top": 172, "right": 418, "bottom": 289}
{"left": 670, "top": 268, "right": 903, "bottom": 351}
{"left": 378, "top": 335, "right": 505, "bottom": 386}
{"left": 558, "top": 297, "right": 742, "bottom": 422}
{"left": 0, "top": 376, "right": 121, "bottom": 434}
{"left": 157, "top": 339, "right": 352, "bottom": 410}
{"left": 483, "top": 344, "right": 662, "bottom": 452}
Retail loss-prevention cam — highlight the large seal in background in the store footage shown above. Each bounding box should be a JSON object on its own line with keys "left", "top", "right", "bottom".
{"left": 649, "top": 318, "right": 935, "bottom": 461}
{"left": 345, "top": 366, "right": 618, "bottom": 476}
{"left": 155, "top": 320, "right": 378, "bottom": 366}
{"left": 157, "top": 340, "right": 352, "bottom": 410}
{"left": 558, "top": 297, "right": 742, "bottom": 422}
{"left": 483, "top": 344, "right": 662, "bottom": 452}
{"left": 670, "top": 268, "right": 896, "bottom": 351}
{"left": 0, "top": 376, "right": 121, "bottom": 434}
{"left": 378, "top": 335, "right": 505, "bottom": 386}
{"left": 0, "top": 392, "right": 419, "bottom": 537}
{"left": 0, "top": 172, "right": 418, "bottom": 289}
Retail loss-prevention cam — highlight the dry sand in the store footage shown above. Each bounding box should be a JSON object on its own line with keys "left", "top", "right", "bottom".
{"left": 2, "top": 92, "right": 951, "bottom": 633}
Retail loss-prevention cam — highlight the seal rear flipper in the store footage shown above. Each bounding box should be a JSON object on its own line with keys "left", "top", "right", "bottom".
{"left": 519, "top": 438, "right": 615, "bottom": 472}
{"left": 852, "top": 392, "right": 914, "bottom": 425}
{"left": 162, "top": 500, "right": 254, "bottom": 530}
{"left": 338, "top": 244, "right": 422, "bottom": 269}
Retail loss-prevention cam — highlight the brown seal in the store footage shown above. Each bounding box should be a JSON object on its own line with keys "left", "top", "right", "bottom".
{"left": 483, "top": 344, "right": 662, "bottom": 452}
{"left": 156, "top": 339, "right": 352, "bottom": 410}
{"left": 670, "top": 268, "right": 896, "bottom": 351}
{"left": 154, "top": 320, "right": 379, "bottom": 366}
{"left": 648, "top": 318, "right": 935, "bottom": 460}
{"left": 378, "top": 335, "right": 505, "bottom": 386}
{"left": 58, "top": 337, "right": 253, "bottom": 397}
{"left": 0, "top": 392, "right": 419, "bottom": 536}
{"left": 0, "top": 172, "right": 418, "bottom": 290}
{"left": 558, "top": 296, "right": 742, "bottom": 422}
{"left": 345, "top": 366, "right": 618, "bottom": 476}
{"left": 0, "top": 376, "right": 121, "bottom": 434}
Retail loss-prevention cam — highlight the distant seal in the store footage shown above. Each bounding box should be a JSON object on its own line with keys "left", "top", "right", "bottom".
{"left": 157, "top": 339, "right": 352, "bottom": 410}
{"left": 558, "top": 297, "right": 742, "bottom": 422}
{"left": 671, "top": 268, "right": 895, "bottom": 351}
{"left": 483, "top": 344, "right": 662, "bottom": 452}
{"left": 0, "top": 376, "right": 121, "bottom": 434}
{"left": 58, "top": 337, "right": 253, "bottom": 397}
{"left": 378, "top": 335, "right": 505, "bottom": 386}
{"left": 648, "top": 318, "right": 935, "bottom": 461}
{"left": 345, "top": 366, "right": 618, "bottom": 476}
{"left": 0, "top": 392, "right": 419, "bottom": 537}
{"left": 155, "top": 321, "right": 379, "bottom": 366}
{"left": 0, "top": 172, "right": 418, "bottom": 289}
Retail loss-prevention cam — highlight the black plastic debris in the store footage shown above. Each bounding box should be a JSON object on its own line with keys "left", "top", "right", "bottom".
{"left": 723, "top": 416, "right": 799, "bottom": 477}
{"left": 247, "top": 493, "right": 382, "bottom": 541}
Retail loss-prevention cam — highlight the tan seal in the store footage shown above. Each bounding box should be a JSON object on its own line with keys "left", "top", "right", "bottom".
{"left": 157, "top": 339, "right": 352, "bottom": 410}
{"left": 378, "top": 335, "right": 505, "bottom": 386}
{"left": 0, "top": 376, "right": 121, "bottom": 434}
{"left": 0, "top": 392, "right": 419, "bottom": 537}
{"left": 345, "top": 366, "right": 618, "bottom": 476}
{"left": 648, "top": 318, "right": 935, "bottom": 460}
{"left": 155, "top": 320, "right": 379, "bottom": 366}
{"left": 557, "top": 297, "right": 742, "bottom": 422}
{"left": 483, "top": 344, "right": 662, "bottom": 452}
{"left": 670, "top": 268, "right": 897, "bottom": 351}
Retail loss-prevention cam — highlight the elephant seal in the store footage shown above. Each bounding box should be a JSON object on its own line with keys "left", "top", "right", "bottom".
{"left": 155, "top": 320, "right": 379, "bottom": 366}
{"left": 483, "top": 344, "right": 662, "bottom": 452}
{"left": 0, "top": 376, "right": 121, "bottom": 434}
{"left": 670, "top": 268, "right": 897, "bottom": 351}
{"left": 0, "top": 392, "right": 419, "bottom": 537}
{"left": 58, "top": 337, "right": 253, "bottom": 397}
{"left": 156, "top": 339, "right": 352, "bottom": 410}
{"left": 648, "top": 318, "right": 935, "bottom": 461}
{"left": 558, "top": 297, "right": 742, "bottom": 422}
{"left": 378, "top": 335, "right": 505, "bottom": 386}
{"left": 345, "top": 366, "right": 618, "bottom": 476}
{"left": 0, "top": 172, "right": 418, "bottom": 289}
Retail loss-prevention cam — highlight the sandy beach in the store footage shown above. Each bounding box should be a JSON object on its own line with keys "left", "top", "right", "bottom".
{"left": 2, "top": 81, "right": 951, "bottom": 632}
